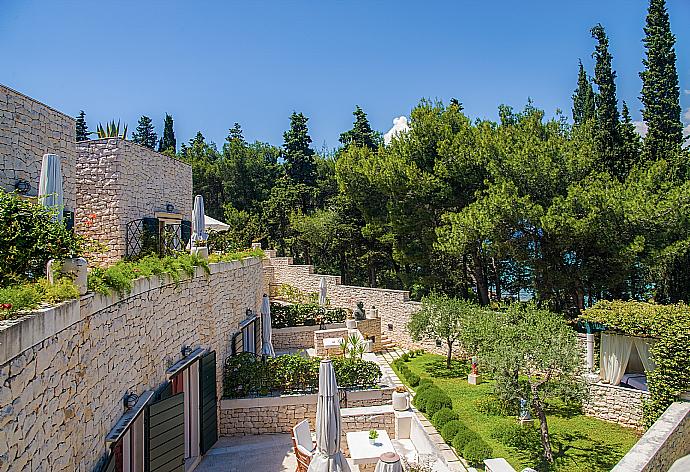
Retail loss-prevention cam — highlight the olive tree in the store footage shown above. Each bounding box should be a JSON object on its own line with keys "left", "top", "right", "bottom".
{"left": 407, "top": 293, "right": 480, "bottom": 368}
{"left": 478, "top": 304, "right": 586, "bottom": 464}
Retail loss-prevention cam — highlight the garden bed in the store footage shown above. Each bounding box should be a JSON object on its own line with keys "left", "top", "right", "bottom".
{"left": 392, "top": 353, "right": 640, "bottom": 471}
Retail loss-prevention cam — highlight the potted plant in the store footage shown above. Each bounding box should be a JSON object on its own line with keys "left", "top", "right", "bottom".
{"left": 392, "top": 385, "right": 410, "bottom": 411}
{"left": 368, "top": 429, "right": 379, "bottom": 445}
{"left": 191, "top": 239, "right": 209, "bottom": 260}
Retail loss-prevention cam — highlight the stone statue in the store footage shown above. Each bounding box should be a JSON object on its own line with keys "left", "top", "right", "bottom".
{"left": 353, "top": 301, "right": 366, "bottom": 320}
{"left": 519, "top": 398, "right": 532, "bottom": 421}
{"left": 471, "top": 356, "right": 479, "bottom": 375}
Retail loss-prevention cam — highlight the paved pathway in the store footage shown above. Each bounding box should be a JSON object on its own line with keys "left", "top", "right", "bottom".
{"left": 195, "top": 434, "right": 297, "bottom": 472}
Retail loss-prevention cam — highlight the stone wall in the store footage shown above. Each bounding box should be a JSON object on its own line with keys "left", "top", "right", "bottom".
{"left": 272, "top": 323, "right": 345, "bottom": 351}
{"left": 0, "top": 257, "right": 263, "bottom": 472}
{"left": 75, "top": 138, "right": 192, "bottom": 265}
{"left": 263, "top": 251, "right": 423, "bottom": 351}
{"left": 612, "top": 401, "right": 690, "bottom": 472}
{"left": 314, "top": 327, "right": 350, "bottom": 356}
{"left": 0, "top": 84, "right": 76, "bottom": 211}
{"left": 219, "top": 393, "right": 394, "bottom": 439}
{"left": 582, "top": 375, "right": 650, "bottom": 429}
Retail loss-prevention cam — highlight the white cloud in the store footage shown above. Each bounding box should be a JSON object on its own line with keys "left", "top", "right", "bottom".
{"left": 383, "top": 116, "right": 410, "bottom": 145}
{"left": 633, "top": 120, "right": 648, "bottom": 137}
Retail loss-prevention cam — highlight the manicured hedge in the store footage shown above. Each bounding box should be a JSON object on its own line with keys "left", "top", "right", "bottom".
{"left": 440, "top": 420, "right": 466, "bottom": 443}
{"left": 425, "top": 390, "right": 453, "bottom": 418}
{"left": 462, "top": 438, "right": 493, "bottom": 466}
{"left": 431, "top": 408, "right": 459, "bottom": 429}
{"left": 270, "top": 303, "right": 347, "bottom": 328}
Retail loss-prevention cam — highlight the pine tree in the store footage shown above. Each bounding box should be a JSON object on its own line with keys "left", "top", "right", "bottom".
{"left": 283, "top": 112, "right": 317, "bottom": 187}
{"left": 339, "top": 106, "right": 380, "bottom": 151}
{"left": 449, "top": 98, "right": 465, "bottom": 112}
{"left": 640, "top": 0, "right": 683, "bottom": 162}
{"left": 75, "top": 110, "right": 89, "bottom": 141}
{"left": 131, "top": 115, "right": 158, "bottom": 149}
{"left": 572, "top": 60, "right": 596, "bottom": 125}
{"left": 157, "top": 113, "right": 176, "bottom": 153}
{"left": 227, "top": 122, "right": 246, "bottom": 145}
{"left": 591, "top": 24, "right": 622, "bottom": 177}
{"left": 619, "top": 102, "right": 642, "bottom": 174}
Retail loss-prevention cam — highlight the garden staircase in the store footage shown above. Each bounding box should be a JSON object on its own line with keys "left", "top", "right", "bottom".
{"left": 380, "top": 333, "right": 396, "bottom": 351}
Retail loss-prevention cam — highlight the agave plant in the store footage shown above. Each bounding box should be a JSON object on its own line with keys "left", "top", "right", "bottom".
{"left": 92, "top": 120, "right": 128, "bottom": 139}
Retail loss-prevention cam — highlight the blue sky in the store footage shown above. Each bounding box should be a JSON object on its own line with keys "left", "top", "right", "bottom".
{"left": 2, "top": 0, "right": 689, "bottom": 150}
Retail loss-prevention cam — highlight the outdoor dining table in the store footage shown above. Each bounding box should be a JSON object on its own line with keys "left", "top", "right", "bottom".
{"left": 346, "top": 430, "right": 396, "bottom": 465}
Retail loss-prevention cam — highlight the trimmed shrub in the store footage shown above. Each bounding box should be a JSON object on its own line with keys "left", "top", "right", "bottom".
{"left": 432, "top": 408, "right": 459, "bottom": 429}
{"left": 412, "top": 386, "right": 442, "bottom": 411}
{"left": 425, "top": 391, "right": 453, "bottom": 418}
{"left": 462, "top": 439, "right": 493, "bottom": 465}
{"left": 408, "top": 373, "right": 420, "bottom": 387}
{"left": 440, "top": 420, "right": 467, "bottom": 443}
{"left": 452, "top": 429, "right": 481, "bottom": 452}
{"left": 401, "top": 353, "right": 410, "bottom": 362}
{"left": 491, "top": 424, "right": 541, "bottom": 450}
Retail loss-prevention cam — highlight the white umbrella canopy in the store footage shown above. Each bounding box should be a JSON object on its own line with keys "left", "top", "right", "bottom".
{"left": 260, "top": 294, "right": 275, "bottom": 357}
{"left": 205, "top": 215, "right": 230, "bottom": 232}
{"left": 319, "top": 276, "right": 327, "bottom": 307}
{"left": 307, "top": 360, "right": 350, "bottom": 472}
{"left": 191, "top": 195, "right": 208, "bottom": 245}
{"left": 38, "top": 153, "right": 64, "bottom": 222}
{"left": 375, "top": 452, "right": 403, "bottom": 472}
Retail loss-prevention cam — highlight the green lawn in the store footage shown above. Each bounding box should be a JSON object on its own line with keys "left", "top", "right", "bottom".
{"left": 392, "top": 353, "right": 640, "bottom": 472}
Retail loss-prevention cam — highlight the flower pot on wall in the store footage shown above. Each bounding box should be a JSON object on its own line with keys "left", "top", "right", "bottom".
{"left": 392, "top": 391, "right": 410, "bottom": 411}
{"left": 191, "top": 246, "right": 209, "bottom": 260}
{"left": 48, "top": 257, "right": 88, "bottom": 295}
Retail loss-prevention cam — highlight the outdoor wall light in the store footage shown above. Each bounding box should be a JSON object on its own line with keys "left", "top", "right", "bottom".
{"left": 123, "top": 392, "right": 139, "bottom": 410}
{"left": 435, "top": 339, "right": 442, "bottom": 348}
{"left": 14, "top": 179, "right": 30, "bottom": 194}
{"left": 166, "top": 203, "right": 175, "bottom": 212}
{"left": 246, "top": 308, "right": 254, "bottom": 319}
{"left": 387, "top": 323, "right": 394, "bottom": 331}
{"left": 181, "top": 345, "right": 193, "bottom": 357}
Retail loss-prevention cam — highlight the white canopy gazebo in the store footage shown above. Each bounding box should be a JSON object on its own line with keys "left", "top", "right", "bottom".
{"left": 204, "top": 215, "right": 230, "bottom": 232}
{"left": 599, "top": 332, "right": 655, "bottom": 390}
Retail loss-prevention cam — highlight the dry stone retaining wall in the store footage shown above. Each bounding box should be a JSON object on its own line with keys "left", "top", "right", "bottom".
{"left": 272, "top": 323, "right": 345, "bottom": 351}
{"left": 613, "top": 401, "right": 690, "bottom": 472}
{"left": 219, "top": 394, "right": 394, "bottom": 440}
{"left": 0, "top": 84, "right": 77, "bottom": 211}
{"left": 0, "top": 258, "right": 263, "bottom": 472}
{"left": 583, "top": 375, "right": 649, "bottom": 429}
{"left": 75, "top": 139, "right": 192, "bottom": 265}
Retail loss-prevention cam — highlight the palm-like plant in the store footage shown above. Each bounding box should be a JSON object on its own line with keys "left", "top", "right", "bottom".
{"left": 92, "top": 120, "right": 128, "bottom": 139}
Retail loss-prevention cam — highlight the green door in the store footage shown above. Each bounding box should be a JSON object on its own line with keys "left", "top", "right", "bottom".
{"left": 146, "top": 391, "right": 185, "bottom": 472}
{"left": 199, "top": 350, "right": 218, "bottom": 454}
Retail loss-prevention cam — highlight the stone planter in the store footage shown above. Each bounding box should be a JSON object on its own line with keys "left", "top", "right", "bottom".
{"left": 191, "top": 246, "right": 209, "bottom": 259}
{"left": 366, "top": 308, "right": 378, "bottom": 319}
{"left": 47, "top": 257, "right": 88, "bottom": 295}
{"left": 346, "top": 319, "right": 357, "bottom": 329}
{"left": 392, "top": 391, "right": 410, "bottom": 411}
{"left": 365, "top": 340, "right": 374, "bottom": 352}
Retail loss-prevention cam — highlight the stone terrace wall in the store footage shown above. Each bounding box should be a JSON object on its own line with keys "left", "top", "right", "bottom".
{"left": 0, "top": 84, "right": 76, "bottom": 211}
{"left": 613, "top": 402, "right": 690, "bottom": 472}
{"left": 263, "top": 252, "right": 423, "bottom": 351}
{"left": 583, "top": 376, "right": 650, "bottom": 429}
{"left": 272, "top": 323, "right": 345, "bottom": 351}
{"left": 0, "top": 257, "right": 263, "bottom": 472}
{"left": 219, "top": 393, "right": 394, "bottom": 439}
{"left": 75, "top": 139, "right": 192, "bottom": 265}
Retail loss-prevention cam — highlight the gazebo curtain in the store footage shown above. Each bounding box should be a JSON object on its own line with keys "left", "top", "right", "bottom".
{"left": 600, "top": 332, "right": 655, "bottom": 385}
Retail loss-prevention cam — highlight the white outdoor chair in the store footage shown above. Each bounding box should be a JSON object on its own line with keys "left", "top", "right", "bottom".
{"left": 292, "top": 420, "right": 315, "bottom": 472}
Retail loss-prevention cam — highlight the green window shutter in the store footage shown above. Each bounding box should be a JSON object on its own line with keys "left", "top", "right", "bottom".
{"left": 181, "top": 220, "right": 192, "bottom": 248}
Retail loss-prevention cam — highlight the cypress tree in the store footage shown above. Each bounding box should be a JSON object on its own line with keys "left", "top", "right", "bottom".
{"left": 572, "top": 60, "right": 596, "bottom": 125}
{"left": 640, "top": 0, "right": 683, "bottom": 162}
{"left": 591, "top": 24, "right": 622, "bottom": 178}
{"left": 75, "top": 110, "right": 89, "bottom": 141}
{"left": 157, "top": 113, "right": 176, "bottom": 153}
{"left": 131, "top": 116, "right": 158, "bottom": 149}
{"left": 339, "top": 106, "right": 380, "bottom": 151}
{"left": 283, "top": 112, "right": 317, "bottom": 187}
{"left": 619, "top": 102, "right": 642, "bottom": 174}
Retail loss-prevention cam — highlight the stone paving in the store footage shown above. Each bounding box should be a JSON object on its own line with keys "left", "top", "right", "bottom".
{"left": 376, "top": 349, "right": 468, "bottom": 472}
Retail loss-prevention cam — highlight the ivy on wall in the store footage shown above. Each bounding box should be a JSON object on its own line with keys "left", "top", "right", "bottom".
{"left": 581, "top": 300, "right": 690, "bottom": 426}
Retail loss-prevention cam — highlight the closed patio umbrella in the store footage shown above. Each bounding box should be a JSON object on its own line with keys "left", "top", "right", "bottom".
{"left": 38, "top": 153, "right": 64, "bottom": 222}
{"left": 319, "top": 276, "right": 327, "bottom": 307}
{"left": 307, "top": 360, "right": 350, "bottom": 472}
{"left": 374, "top": 452, "right": 403, "bottom": 472}
{"left": 260, "top": 294, "right": 275, "bottom": 357}
{"left": 191, "top": 195, "right": 208, "bottom": 246}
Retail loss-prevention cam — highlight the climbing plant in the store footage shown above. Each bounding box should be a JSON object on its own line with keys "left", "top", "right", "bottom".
{"left": 581, "top": 300, "right": 690, "bottom": 426}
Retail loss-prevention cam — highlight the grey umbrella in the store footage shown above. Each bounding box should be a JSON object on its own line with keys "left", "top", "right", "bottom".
{"left": 307, "top": 360, "right": 350, "bottom": 472}
{"left": 38, "top": 153, "right": 64, "bottom": 222}
{"left": 260, "top": 294, "right": 275, "bottom": 357}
